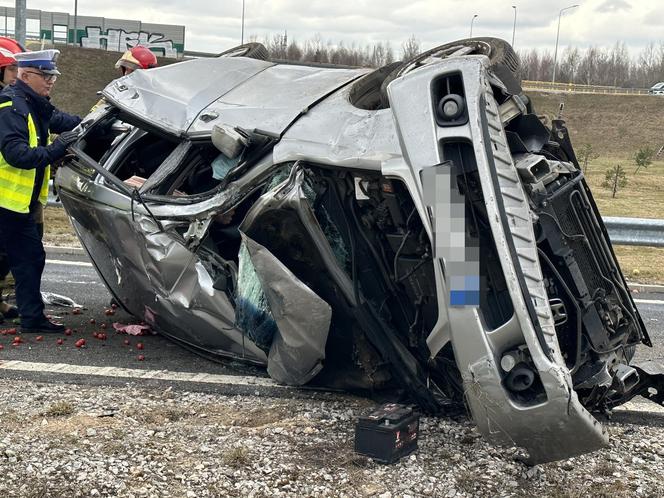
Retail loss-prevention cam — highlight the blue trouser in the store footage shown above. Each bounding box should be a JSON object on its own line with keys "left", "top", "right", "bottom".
{"left": 0, "top": 205, "right": 45, "bottom": 327}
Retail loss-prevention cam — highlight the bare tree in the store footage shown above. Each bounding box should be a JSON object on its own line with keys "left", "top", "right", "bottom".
{"left": 303, "top": 33, "right": 329, "bottom": 63}
{"left": 286, "top": 40, "right": 303, "bottom": 62}
{"left": 401, "top": 35, "right": 420, "bottom": 60}
{"left": 266, "top": 32, "right": 288, "bottom": 60}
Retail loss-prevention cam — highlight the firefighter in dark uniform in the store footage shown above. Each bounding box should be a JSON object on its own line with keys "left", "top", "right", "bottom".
{"left": 0, "top": 49, "right": 81, "bottom": 333}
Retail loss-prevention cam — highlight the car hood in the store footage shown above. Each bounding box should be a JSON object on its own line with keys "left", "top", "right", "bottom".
{"left": 102, "top": 56, "right": 367, "bottom": 138}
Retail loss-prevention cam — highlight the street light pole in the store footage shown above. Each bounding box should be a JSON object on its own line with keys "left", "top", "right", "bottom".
{"left": 73, "top": 0, "right": 78, "bottom": 45}
{"left": 241, "top": 0, "right": 245, "bottom": 45}
{"left": 511, "top": 6, "right": 517, "bottom": 48}
{"left": 470, "top": 14, "right": 478, "bottom": 38}
{"left": 15, "top": 0, "right": 26, "bottom": 46}
{"left": 552, "top": 4, "right": 578, "bottom": 84}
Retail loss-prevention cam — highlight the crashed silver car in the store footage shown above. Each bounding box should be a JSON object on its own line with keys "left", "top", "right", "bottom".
{"left": 56, "top": 39, "right": 662, "bottom": 463}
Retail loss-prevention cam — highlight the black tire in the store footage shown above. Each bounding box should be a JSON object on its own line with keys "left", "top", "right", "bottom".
{"left": 381, "top": 37, "right": 521, "bottom": 105}
{"left": 349, "top": 61, "right": 402, "bottom": 110}
{"left": 217, "top": 42, "right": 269, "bottom": 61}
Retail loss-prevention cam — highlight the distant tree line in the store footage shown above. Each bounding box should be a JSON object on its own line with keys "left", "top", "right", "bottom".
{"left": 519, "top": 42, "right": 664, "bottom": 88}
{"left": 256, "top": 33, "right": 664, "bottom": 88}
{"left": 258, "top": 33, "right": 419, "bottom": 68}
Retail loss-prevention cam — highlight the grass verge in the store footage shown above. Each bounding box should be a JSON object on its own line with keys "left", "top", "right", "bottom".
{"left": 44, "top": 206, "right": 79, "bottom": 247}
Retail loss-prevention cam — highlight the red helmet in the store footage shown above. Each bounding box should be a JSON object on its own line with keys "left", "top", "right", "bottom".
{"left": 0, "top": 36, "right": 25, "bottom": 69}
{"left": 115, "top": 46, "right": 158, "bottom": 72}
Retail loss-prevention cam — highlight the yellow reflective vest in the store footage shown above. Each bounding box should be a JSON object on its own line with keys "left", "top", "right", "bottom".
{"left": 0, "top": 100, "right": 50, "bottom": 214}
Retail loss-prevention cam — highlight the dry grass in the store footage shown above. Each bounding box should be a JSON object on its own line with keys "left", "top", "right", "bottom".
{"left": 583, "top": 158, "right": 664, "bottom": 218}
{"left": 125, "top": 406, "right": 191, "bottom": 425}
{"left": 221, "top": 446, "right": 251, "bottom": 468}
{"left": 613, "top": 246, "right": 664, "bottom": 284}
{"left": 43, "top": 206, "right": 80, "bottom": 247}
{"left": 42, "top": 401, "right": 75, "bottom": 418}
{"left": 529, "top": 92, "right": 664, "bottom": 158}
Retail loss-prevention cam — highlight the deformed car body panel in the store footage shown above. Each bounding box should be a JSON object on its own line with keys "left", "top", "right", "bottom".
{"left": 187, "top": 64, "right": 369, "bottom": 137}
{"left": 104, "top": 56, "right": 367, "bottom": 138}
{"left": 103, "top": 57, "right": 274, "bottom": 136}
{"left": 239, "top": 234, "right": 331, "bottom": 385}
{"left": 58, "top": 182, "right": 266, "bottom": 363}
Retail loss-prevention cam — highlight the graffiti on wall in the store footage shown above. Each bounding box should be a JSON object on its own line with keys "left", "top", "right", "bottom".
{"left": 80, "top": 27, "right": 178, "bottom": 57}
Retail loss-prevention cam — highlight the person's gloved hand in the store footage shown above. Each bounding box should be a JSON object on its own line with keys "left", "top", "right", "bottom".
{"left": 55, "top": 130, "right": 80, "bottom": 147}
{"left": 48, "top": 130, "right": 81, "bottom": 161}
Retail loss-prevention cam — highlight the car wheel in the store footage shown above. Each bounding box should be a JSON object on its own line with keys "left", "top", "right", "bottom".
{"left": 349, "top": 61, "right": 402, "bottom": 110}
{"left": 217, "top": 42, "right": 269, "bottom": 61}
{"left": 381, "top": 37, "right": 522, "bottom": 106}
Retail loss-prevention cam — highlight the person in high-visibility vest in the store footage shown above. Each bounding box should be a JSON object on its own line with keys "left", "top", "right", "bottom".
{"left": 0, "top": 49, "right": 81, "bottom": 333}
{"left": 0, "top": 36, "right": 25, "bottom": 323}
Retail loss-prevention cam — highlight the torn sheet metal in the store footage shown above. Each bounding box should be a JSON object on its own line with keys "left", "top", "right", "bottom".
{"left": 241, "top": 234, "right": 332, "bottom": 386}
{"left": 240, "top": 164, "right": 356, "bottom": 306}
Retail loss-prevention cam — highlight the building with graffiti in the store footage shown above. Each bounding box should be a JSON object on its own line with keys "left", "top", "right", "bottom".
{"left": 0, "top": 6, "right": 185, "bottom": 58}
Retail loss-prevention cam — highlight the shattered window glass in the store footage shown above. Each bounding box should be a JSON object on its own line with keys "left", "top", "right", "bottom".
{"left": 235, "top": 241, "right": 277, "bottom": 352}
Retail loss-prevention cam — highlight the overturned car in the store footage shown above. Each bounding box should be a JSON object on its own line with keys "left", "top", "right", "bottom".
{"left": 56, "top": 39, "right": 662, "bottom": 463}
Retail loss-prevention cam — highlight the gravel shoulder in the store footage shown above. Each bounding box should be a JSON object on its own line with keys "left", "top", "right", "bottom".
{"left": 0, "top": 380, "right": 663, "bottom": 497}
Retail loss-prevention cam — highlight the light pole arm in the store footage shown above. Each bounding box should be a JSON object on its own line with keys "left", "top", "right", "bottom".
{"left": 552, "top": 4, "right": 578, "bottom": 84}
{"left": 512, "top": 6, "right": 517, "bottom": 48}
{"left": 241, "top": 0, "right": 245, "bottom": 45}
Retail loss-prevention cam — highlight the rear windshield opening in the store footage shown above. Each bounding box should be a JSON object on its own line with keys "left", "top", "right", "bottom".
{"left": 111, "top": 130, "right": 179, "bottom": 182}
{"left": 81, "top": 110, "right": 244, "bottom": 200}
{"left": 79, "top": 114, "right": 130, "bottom": 164}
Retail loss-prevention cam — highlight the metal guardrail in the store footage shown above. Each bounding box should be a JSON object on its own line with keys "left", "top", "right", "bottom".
{"left": 522, "top": 80, "right": 649, "bottom": 96}
{"left": 603, "top": 217, "right": 664, "bottom": 247}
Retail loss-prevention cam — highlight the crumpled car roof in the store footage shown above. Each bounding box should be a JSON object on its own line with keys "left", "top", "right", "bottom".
{"left": 102, "top": 56, "right": 368, "bottom": 137}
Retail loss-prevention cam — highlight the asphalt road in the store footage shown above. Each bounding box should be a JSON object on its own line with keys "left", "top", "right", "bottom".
{"left": 2, "top": 247, "right": 664, "bottom": 400}
{"left": 0, "top": 247, "right": 283, "bottom": 397}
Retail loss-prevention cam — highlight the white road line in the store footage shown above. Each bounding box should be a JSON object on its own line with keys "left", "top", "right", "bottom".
{"left": 0, "top": 360, "right": 283, "bottom": 389}
{"left": 45, "top": 259, "right": 93, "bottom": 267}
{"left": 634, "top": 299, "right": 664, "bottom": 305}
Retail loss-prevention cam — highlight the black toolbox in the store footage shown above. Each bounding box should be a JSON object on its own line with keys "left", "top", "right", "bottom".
{"left": 354, "top": 403, "right": 420, "bottom": 463}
